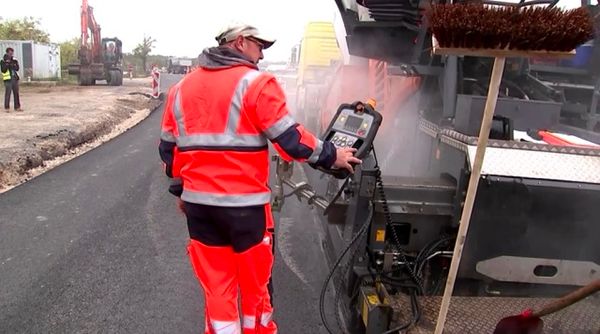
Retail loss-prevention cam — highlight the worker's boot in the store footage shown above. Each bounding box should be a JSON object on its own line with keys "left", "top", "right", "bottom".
{"left": 187, "top": 239, "right": 242, "bottom": 334}
{"left": 237, "top": 230, "right": 277, "bottom": 334}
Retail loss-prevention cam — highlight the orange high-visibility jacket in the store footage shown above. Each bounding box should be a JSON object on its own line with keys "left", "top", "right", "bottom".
{"left": 159, "top": 62, "right": 336, "bottom": 207}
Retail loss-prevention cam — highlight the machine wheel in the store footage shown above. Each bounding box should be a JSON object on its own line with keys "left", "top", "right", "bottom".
{"left": 108, "top": 70, "right": 116, "bottom": 86}
{"left": 115, "top": 70, "right": 123, "bottom": 86}
{"left": 108, "top": 70, "right": 119, "bottom": 86}
{"left": 108, "top": 70, "right": 124, "bottom": 86}
{"left": 79, "top": 69, "right": 93, "bottom": 86}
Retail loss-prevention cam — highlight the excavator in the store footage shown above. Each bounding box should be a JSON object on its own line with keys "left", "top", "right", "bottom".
{"left": 274, "top": 0, "right": 600, "bottom": 333}
{"left": 68, "top": 0, "right": 123, "bottom": 86}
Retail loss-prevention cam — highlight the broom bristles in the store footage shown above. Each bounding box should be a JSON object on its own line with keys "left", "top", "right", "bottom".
{"left": 426, "top": 4, "right": 594, "bottom": 51}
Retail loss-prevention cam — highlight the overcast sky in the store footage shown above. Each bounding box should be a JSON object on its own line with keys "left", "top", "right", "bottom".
{"left": 3, "top": 0, "right": 593, "bottom": 61}
{"left": 3, "top": 0, "right": 339, "bottom": 61}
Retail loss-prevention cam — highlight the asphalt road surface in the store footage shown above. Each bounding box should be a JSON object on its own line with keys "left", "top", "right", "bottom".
{"left": 0, "top": 105, "right": 335, "bottom": 334}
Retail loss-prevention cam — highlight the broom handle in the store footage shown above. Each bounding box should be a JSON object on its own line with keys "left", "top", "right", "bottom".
{"left": 533, "top": 279, "right": 600, "bottom": 318}
{"left": 434, "top": 56, "right": 506, "bottom": 334}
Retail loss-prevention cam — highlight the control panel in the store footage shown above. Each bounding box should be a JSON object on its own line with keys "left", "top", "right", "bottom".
{"left": 315, "top": 101, "right": 383, "bottom": 179}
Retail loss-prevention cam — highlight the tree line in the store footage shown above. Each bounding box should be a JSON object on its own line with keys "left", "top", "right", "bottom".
{"left": 0, "top": 16, "right": 168, "bottom": 76}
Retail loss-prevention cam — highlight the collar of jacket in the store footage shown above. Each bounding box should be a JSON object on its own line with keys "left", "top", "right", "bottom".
{"left": 197, "top": 46, "right": 258, "bottom": 70}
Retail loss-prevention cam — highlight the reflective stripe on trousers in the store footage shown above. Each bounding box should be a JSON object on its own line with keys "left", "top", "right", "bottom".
{"left": 242, "top": 312, "right": 275, "bottom": 333}
{"left": 188, "top": 240, "right": 241, "bottom": 334}
{"left": 238, "top": 231, "right": 277, "bottom": 334}
{"left": 188, "top": 234, "right": 277, "bottom": 334}
{"left": 210, "top": 320, "right": 242, "bottom": 334}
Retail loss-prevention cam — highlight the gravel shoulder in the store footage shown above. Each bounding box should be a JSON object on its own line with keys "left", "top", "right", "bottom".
{"left": 0, "top": 78, "right": 162, "bottom": 192}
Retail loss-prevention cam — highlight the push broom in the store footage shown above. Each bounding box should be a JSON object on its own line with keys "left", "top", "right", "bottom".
{"left": 493, "top": 279, "right": 600, "bottom": 334}
{"left": 423, "top": 2, "right": 595, "bottom": 333}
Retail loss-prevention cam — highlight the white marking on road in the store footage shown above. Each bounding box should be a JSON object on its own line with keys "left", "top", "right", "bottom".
{"left": 277, "top": 217, "right": 309, "bottom": 285}
{"left": 36, "top": 216, "right": 48, "bottom": 222}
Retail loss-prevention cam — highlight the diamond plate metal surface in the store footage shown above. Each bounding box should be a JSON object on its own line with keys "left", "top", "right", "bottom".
{"left": 419, "top": 118, "right": 440, "bottom": 138}
{"left": 419, "top": 117, "right": 600, "bottom": 157}
{"left": 466, "top": 146, "right": 600, "bottom": 184}
{"left": 390, "top": 294, "right": 600, "bottom": 333}
{"left": 441, "top": 128, "right": 600, "bottom": 157}
{"left": 418, "top": 117, "right": 600, "bottom": 184}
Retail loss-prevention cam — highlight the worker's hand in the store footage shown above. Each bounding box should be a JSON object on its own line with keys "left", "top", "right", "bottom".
{"left": 176, "top": 198, "right": 186, "bottom": 215}
{"left": 332, "top": 147, "right": 362, "bottom": 174}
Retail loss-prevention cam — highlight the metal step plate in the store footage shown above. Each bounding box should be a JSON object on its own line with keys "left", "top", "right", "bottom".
{"left": 389, "top": 294, "right": 600, "bottom": 333}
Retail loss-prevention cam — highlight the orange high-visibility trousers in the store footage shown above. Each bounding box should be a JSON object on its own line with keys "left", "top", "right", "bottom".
{"left": 188, "top": 240, "right": 241, "bottom": 334}
{"left": 238, "top": 231, "right": 277, "bottom": 333}
{"left": 186, "top": 204, "right": 277, "bottom": 334}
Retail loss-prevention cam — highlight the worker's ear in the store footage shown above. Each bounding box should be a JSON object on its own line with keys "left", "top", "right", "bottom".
{"left": 233, "top": 35, "right": 246, "bottom": 51}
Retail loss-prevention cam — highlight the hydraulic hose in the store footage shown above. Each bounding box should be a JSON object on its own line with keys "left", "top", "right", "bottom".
{"left": 373, "top": 148, "right": 424, "bottom": 294}
{"left": 320, "top": 202, "right": 373, "bottom": 334}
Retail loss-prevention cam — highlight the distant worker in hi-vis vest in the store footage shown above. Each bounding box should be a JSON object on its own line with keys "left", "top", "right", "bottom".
{"left": 1, "top": 47, "right": 23, "bottom": 112}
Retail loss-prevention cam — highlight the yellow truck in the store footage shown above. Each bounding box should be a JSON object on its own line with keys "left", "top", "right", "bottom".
{"left": 295, "top": 21, "right": 341, "bottom": 131}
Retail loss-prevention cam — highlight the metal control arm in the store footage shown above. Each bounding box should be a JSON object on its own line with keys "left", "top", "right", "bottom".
{"left": 271, "top": 155, "right": 330, "bottom": 212}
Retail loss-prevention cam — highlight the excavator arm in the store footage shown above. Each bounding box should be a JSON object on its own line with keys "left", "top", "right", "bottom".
{"left": 79, "top": 0, "right": 102, "bottom": 65}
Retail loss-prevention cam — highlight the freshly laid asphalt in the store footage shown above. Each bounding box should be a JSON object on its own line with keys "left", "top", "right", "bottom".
{"left": 0, "top": 105, "right": 335, "bottom": 334}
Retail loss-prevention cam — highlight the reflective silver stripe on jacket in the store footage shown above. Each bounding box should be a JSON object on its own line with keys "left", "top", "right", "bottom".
{"left": 181, "top": 189, "right": 272, "bottom": 207}
{"left": 225, "top": 70, "right": 262, "bottom": 134}
{"left": 307, "top": 139, "right": 324, "bottom": 163}
{"left": 176, "top": 133, "right": 267, "bottom": 148}
{"left": 172, "top": 70, "right": 266, "bottom": 149}
{"left": 263, "top": 115, "right": 296, "bottom": 140}
{"left": 172, "top": 88, "right": 187, "bottom": 137}
{"left": 160, "top": 131, "right": 176, "bottom": 143}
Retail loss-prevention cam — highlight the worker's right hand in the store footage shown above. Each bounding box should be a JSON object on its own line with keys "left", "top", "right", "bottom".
{"left": 177, "top": 198, "right": 186, "bottom": 215}
{"left": 332, "top": 147, "right": 362, "bottom": 174}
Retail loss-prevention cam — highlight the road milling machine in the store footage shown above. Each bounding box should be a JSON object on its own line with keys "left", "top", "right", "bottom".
{"left": 273, "top": 0, "right": 600, "bottom": 333}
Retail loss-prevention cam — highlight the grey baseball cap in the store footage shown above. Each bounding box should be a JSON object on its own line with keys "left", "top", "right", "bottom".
{"left": 215, "top": 23, "right": 276, "bottom": 49}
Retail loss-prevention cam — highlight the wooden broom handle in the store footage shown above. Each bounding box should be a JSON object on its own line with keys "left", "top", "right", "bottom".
{"left": 434, "top": 56, "right": 507, "bottom": 334}
{"left": 533, "top": 279, "right": 600, "bottom": 317}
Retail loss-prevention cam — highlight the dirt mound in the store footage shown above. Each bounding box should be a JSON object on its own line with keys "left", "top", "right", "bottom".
{"left": 0, "top": 82, "right": 161, "bottom": 193}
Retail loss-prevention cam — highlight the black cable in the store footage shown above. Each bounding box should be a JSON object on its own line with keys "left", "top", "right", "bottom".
{"left": 371, "top": 147, "right": 426, "bottom": 333}
{"left": 335, "top": 224, "right": 366, "bottom": 333}
{"left": 319, "top": 202, "right": 373, "bottom": 334}
{"left": 324, "top": 177, "right": 350, "bottom": 216}
{"left": 381, "top": 290, "right": 421, "bottom": 334}
{"left": 414, "top": 237, "right": 454, "bottom": 278}
{"left": 372, "top": 147, "right": 424, "bottom": 295}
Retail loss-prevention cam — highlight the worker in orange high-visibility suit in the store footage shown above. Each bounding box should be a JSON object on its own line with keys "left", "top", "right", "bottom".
{"left": 159, "top": 23, "right": 361, "bottom": 334}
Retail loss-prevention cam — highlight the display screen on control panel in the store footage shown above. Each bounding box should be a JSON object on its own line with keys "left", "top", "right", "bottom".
{"left": 344, "top": 116, "right": 363, "bottom": 132}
